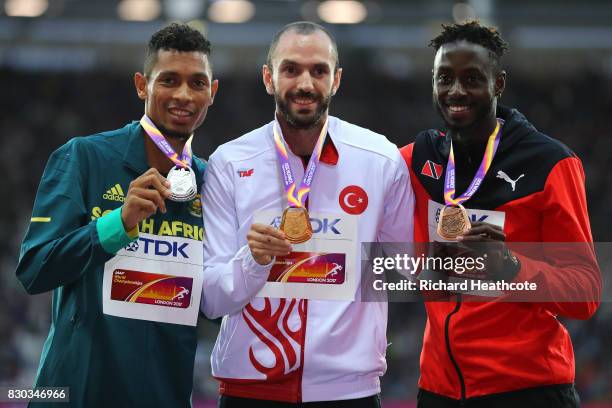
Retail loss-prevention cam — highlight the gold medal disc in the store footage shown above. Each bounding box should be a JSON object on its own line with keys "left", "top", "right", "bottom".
{"left": 437, "top": 205, "right": 471, "bottom": 241}
{"left": 279, "top": 207, "right": 313, "bottom": 244}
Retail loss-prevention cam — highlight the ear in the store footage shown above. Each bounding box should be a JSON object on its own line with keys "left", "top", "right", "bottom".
{"left": 331, "top": 67, "right": 342, "bottom": 96}
{"left": 494, "top": 70, "right": 506, "bottom": 98}
{"left": 134, "top": 72, "right": 148, "bottom": 101}
{"left": 262, "top": 64, "right": 274, "bottom": 95}
{"left": 209, "top": 79, "right": 219, "bottom": 105}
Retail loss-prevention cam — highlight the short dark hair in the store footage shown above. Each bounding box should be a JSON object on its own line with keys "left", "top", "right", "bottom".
{"left": 144, "top": 23, "right": 212, "bottom": 77}
{"left": 429, "top": 20, "right": 508, "bottom": 70}
{"left": 266, "top": 21, "right": 339, "bottom": 71}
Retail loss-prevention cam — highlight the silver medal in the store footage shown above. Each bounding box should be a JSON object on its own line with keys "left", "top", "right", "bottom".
{"left": 167, "top": 166, "right": 197, "bottom": 202}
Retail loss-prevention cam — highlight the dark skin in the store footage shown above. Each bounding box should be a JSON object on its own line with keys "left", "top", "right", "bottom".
{"left": 432, "top": 40, "right": 510, "bottom": 276}
{"left": 135, "top": 49, "right": 218, "bottom": 174}
{"left": 121, "top": 49, "right": 219, "bottom": 231}
{"left": 432, "top": 40, "right": 505, "bottom": 148}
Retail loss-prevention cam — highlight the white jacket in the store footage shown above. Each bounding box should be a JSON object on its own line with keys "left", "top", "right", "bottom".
{"left": 201, "top": 116, "right": 414, "bottom": 402}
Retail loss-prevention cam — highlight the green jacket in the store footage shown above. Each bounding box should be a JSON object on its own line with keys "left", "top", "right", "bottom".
{"left": 16, "top": 122, "right": 206, "bottom": 407}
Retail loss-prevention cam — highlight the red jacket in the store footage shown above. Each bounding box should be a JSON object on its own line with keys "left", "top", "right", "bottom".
{"left": 400, "top": 107, "right": 600, "bottom": 400}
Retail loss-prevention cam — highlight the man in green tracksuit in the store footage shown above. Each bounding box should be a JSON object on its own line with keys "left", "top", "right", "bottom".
{"left": 16, "top": 23, "right": 218, "bottom": 407}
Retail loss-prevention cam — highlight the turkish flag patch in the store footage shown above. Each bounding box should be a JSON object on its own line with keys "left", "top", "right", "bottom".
{"left": 421, "top": 160, "right": 443, "bottom": 180}
{"left": 339, "top": 185, "right": 368, "bottom": 215}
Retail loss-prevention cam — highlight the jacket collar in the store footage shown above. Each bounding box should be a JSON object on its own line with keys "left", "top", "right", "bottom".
{"left": 270, "top": 116, "right": 340, "bottom": 166}
{"left": 122, "top": 121, "right": 149, "bottom": 175}
{"left": 319, "top": 135, "right": 339, "bottom": 165}
{"left": 435, "top": 106, "right": 535, "bottom": 157}
{"left": 121, "top": 121, "right": 204, "bottom": 186}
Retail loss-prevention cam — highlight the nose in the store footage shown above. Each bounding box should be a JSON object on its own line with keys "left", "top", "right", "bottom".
{"left": 296, "top": 71, "right": 315, "bottom": 93}
{"left": 448, "top": 79, "right": 466, "bottom": 98}
{"left": 174, "top": 82, "right": 193, "bottom": 103}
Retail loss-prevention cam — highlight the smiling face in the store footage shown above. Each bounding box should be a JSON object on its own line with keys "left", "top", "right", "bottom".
{"left": 432, "top": 40, "right": 505, "bottom": 131}
{"left": 263, "top": 29, "right": 342, "bottom": 129}
{"left": 135, "top": 49, "right": 218, "bottom": 139}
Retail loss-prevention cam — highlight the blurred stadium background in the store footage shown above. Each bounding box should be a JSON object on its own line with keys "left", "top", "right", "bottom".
{"left": 0, "top": 0, "right": 611, "bottom": 406}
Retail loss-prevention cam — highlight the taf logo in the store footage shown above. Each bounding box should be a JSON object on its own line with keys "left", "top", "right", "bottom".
{"left": 237, "top": 168, "right": 254, "bottom": 177}
{"left": 270, "top": 217, "right": 341, "bottom": 234}
{"left": 339, "top": 185, "right": 368, "bottom": 215}
{"left": 421, "top": 160, "right": 443, "bottom": 180}
{"left": 127, "top": 237, "right": 189, "bottom": 258}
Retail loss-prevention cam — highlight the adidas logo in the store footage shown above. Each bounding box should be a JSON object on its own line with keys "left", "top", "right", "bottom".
{"left": 103, "top": 184, "right": 125, "bottom": 202}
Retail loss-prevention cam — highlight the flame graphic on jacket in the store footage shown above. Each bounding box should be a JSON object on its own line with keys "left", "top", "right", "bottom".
{"left": 242, "top": 298, "right": 305, "bottom": 379}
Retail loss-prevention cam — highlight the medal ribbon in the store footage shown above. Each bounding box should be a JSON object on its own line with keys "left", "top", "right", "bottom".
{"left": 273, "top": 117, "right": 329, "bottom": 208}
{"left": 140, "top": 115, "right": 193, "bottom": 168}
{"left": 444, "top": 119, "right": 503, "bottom": 206}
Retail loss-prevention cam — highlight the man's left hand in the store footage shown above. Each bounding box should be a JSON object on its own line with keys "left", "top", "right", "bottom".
{"left": 457, "top": 222, "right": 519, "bottom": 281}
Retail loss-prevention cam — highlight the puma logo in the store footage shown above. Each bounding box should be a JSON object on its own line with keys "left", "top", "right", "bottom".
{"left": 497, "top": 170, "right": 524, "bottom": 191}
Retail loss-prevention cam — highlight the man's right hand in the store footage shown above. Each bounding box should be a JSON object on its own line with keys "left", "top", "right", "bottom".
{"left": 121, "top": 168, "right": 171, "bottom": 231}
{"left": 247, "top": 223, "right": 292, "bottom": 265}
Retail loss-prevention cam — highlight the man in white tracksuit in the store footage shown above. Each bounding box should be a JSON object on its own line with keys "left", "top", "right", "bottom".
{"left": 202, "top": 21, "right": 415, "bottom": 407}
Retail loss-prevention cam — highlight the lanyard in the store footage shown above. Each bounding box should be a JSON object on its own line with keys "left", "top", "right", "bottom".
{"left": 273, "top": 118, "right": 329, "bottom": 208}
{"left": 140, "top": 115, "right": 193, "bottom": 168}
{"left": 443, "top": 119, "right": 503, "bottom": 205}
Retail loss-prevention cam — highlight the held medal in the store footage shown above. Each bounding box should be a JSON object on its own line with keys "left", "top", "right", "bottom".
{"left": 437, "top": 204, "right": 471, "bottom": 241}
{"left": 439, "top": 119, "right": 503, "bottom": 240}
{"left": 279, "top": 207, "right": 313, "bottom": 244}
{"left": 272, "top": 117, "right": 329, "bottom": 245}
{"left": 139, "top": 115, "right": 197, "bottom": 203}
{"left": 167, "top": 166, "right": 197, "bottom": 202}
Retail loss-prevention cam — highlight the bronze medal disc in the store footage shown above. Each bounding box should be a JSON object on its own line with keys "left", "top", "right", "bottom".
{"left": 279, "top": 207, "right": 313, "bottom": 244}
{"left": 437, "top": 205, "right": 471, "bottom": 241}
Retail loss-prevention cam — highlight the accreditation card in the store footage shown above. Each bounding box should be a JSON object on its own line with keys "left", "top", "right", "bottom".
{"left": 427, "top": 199, "right": 507, "bottom": 297}
{"left": 253, "top": 210, "right": 357, "bottom": 301}
{"left": 102, "top": 232, "right": 203, "bottom": 326}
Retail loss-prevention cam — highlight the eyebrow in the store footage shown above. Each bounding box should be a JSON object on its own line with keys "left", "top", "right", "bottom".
{"left": 157, "top": 70, "right": 210, "bottom": 78}
{"left": 278, "top": 59, "right": 331, "bottom": 69}
{"left": 436, "top": 65, "right": 485, "bottom": 73}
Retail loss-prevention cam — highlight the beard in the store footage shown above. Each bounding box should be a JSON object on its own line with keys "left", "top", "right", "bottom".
{"left": 275, "top": 89, "right": 332, "bottom": 130}
{"left": 155, "top": 122, "right": 191, "bottom": 142}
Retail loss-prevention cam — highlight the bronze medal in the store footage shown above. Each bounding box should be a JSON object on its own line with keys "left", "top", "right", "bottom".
{"left": 437, "top": 204, "right": 471, "bottom": 241}
{"left": 279, "top": 207, "right": 313, "bottom": 244}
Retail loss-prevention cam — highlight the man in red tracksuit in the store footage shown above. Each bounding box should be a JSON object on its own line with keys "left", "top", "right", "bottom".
{"left": 400, "top": 21, "right": 600, "bottom": 407}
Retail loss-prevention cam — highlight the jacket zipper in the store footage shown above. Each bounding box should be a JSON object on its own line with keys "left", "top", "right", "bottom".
{"left": 296, "top": 148, "right": 313, "bottom": 403}
{"left": 297, "top": 299, "right": 308, "bottom": 402}
{"left": 445, "top": 293, "right": 466, "bottom": 406}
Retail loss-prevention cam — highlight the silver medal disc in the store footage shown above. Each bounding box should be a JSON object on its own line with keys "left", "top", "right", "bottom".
{"left": 167, "top": 166, "right": 197, "bottom": 202}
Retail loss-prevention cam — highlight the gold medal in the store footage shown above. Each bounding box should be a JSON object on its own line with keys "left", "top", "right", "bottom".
{"left": 437, "top": 204, "right": 471, "bottom": 241}
{"left": 279, "top": 207, "right": 313, "bottom": 244}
